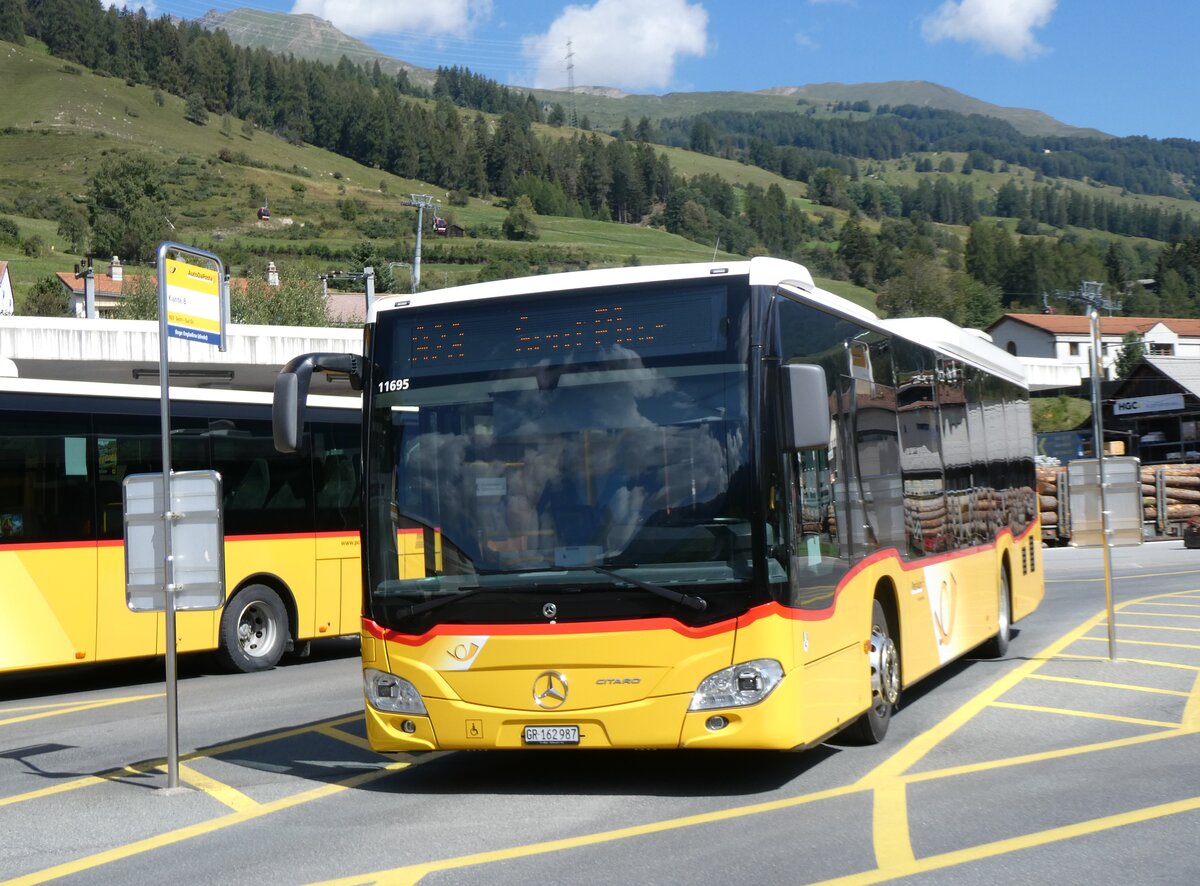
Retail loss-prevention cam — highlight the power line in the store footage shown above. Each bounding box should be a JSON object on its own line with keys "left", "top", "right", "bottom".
{"left": 565, "top": 38, "right": 577, "bottom": 128}
{"left": 1044, "top": 281, "right": 1123, "bottom": 315}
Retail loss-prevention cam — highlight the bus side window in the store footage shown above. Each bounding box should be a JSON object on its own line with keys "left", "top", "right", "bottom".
{"left": 230, "top": 459, "right": 270, "bottom": 510}
{"left": 0, "top": 415, "right": 92, "bottom": 543}
{"left": 212, "top": 418, "right": 313, "bottom": 535}
{"left": 313, "top": 420, "right": 362, "bottom": 533}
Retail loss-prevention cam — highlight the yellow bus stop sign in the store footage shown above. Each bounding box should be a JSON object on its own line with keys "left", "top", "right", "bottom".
{"left": 165, "top": 257, "right": 222, "bottom": 347}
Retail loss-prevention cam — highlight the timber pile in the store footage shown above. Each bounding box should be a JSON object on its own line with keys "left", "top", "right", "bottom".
{"left": 1141, "top": 463, "right": 1200, "bottom": 522}
{"left": 1036, "top": 466, "right": 1061, "bottom": 528}
{"left": 1038, "top": 463, "right": 1200, "bottom": 530}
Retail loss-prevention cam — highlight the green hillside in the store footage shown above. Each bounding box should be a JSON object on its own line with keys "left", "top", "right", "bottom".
{"left": 5, "top": 11, "right": 1200, "bottom": 328}
{"left": 4, "top": 40, "right": 868, "bottom": 309}
{"left": 530, "top": 82, "right": 1108, "bottom": 141}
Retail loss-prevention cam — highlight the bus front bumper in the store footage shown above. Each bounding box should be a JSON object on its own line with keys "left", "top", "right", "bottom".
{"left": 364, "top": 686, "right": 807, "bottom": 752}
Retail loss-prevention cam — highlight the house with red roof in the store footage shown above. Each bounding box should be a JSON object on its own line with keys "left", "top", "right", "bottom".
{"left": 53, "top": 257, "right": 281, "bottom": 317}
{"left": 54, "top": 256, "right": 144, "bottom": 317}
{"left": 986, "top": 313, "right": 1200, "bottom": 383}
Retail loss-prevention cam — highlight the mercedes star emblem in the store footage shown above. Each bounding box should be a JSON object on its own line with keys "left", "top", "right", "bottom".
{"left": 532, "top": 670, "right": 568, "bottom": 709}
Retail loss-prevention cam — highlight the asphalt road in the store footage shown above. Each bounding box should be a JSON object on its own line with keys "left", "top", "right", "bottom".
{"left": 1, "top": 542, "right": 1198, "bottom": 885}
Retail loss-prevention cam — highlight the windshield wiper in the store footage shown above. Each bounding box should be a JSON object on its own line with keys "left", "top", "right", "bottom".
{"left": 392, "top": 573, "right": 575, "bottom": 618}
{"left": 393, "top": 565, "right": 708, "bottom": 618}
{"left": 396, "top": 585, "right": 485, "bottom": 618}
{"left": 572, "top": 565, "right": 708, "bottom": 612}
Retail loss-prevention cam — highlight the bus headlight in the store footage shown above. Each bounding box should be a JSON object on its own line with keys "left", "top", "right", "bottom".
{"left": 364, "top": 668, "right": 428, "bottom": 715}
{"left": 688, "top": 659, "right": 784, "bottom": 711}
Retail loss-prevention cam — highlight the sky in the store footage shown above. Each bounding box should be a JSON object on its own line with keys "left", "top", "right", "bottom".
{"left": 134, "top": 0, "right": 1199, "bottom": 141}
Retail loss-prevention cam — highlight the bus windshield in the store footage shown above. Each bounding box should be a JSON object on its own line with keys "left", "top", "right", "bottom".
{"left": 365, "top": 280, "right": 762, "bottom": 627}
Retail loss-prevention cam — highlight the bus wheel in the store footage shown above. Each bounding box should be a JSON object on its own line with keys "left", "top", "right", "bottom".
{"left": 217, "top": 585, "right": 288, "bottom": 673}
{"left": 844, "top": 598, "right": 900, "bottom": 745}
{"left": 981, "top": 567, "right": 1011, "bottom": 658}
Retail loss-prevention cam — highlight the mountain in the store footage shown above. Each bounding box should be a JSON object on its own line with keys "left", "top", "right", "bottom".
{"left": 196, "top": 8, "right": 1103, "bottom": 140}
{"left": 195, "top": 8, "right": 438, "bottom": 88}
{"left": 759, "top": 81, "right": 1110, "bottom": 139}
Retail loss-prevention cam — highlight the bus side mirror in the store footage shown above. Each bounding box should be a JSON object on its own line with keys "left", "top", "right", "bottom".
{"left": 273, "top": 352, "right": 362, "bottom": 453}
{"left": 781, "top": 364, "right": 830, "bottom": 451}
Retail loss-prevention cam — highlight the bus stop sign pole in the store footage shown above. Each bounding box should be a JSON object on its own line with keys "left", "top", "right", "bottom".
{"left": 155, "top": 241, "right": 227, "bottom": 789}
{"left": 1089, "top": 309, "right": 1118, "bottom": 661}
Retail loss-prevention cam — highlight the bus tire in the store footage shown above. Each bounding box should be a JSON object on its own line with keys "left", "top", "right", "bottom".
{"left": 217, "top": 584, "right": 288, "bottom": 673}
{"left": 981, "top": 565, "right": 1011, "bottom": 659}
{"left": 843, "top": 598, "right": 900, "bottom": 745}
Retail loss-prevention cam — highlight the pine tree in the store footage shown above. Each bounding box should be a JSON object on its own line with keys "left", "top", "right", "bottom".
{"left": 0, "top": 0, "right": 26, "bottom": 44}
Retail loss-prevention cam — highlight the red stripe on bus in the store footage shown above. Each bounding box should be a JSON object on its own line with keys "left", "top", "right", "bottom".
{"left": 362, "top": 614, "right": 738, "bottom": 645}
{"left": 1, "top": 530, "right": 363, "bottom": 550}
{"left": 0, "top": 539, "right": 98, "bottom": 552}
{"left": 739, "top": 517, "right": 1041, "bottom": 626}
{"left": 225, "top": 531, "right": 359, "bottom": 542}
{"left": 363, "top": 518, "right": 1039, "bottom": 640}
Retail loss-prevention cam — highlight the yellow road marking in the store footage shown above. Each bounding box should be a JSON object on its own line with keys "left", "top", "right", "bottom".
{"left": 1135, "top": 601, "right": 1200, "bottom": 609}
{"left": 11, "top": 587, "right": 1200, "bottom": 886}
{"left": 6, "top": 761, "right": 417, "bottom": 886}
{"left": 1025, "top": 673, "right": 1191, "bottom": 696}
{"left": 0, "top": 715, "right": 363, "bottom": 810}
{"left": 871, "top": 781, "right": 914, "bottom": 869}
{"left": 903, "top": 727, "right": 1190, "bottom": 785}
{"left": 194, "top": 714, "right": 364, "bottom": 759}
{"left": 315, "top": 724, "right": 375, "bottom": 752}
{"left": 858, "top": 608, "right": 1108, "bottom": 785}
{"left": 1117, "top": 623, "right": 1200, "bottom": 633}
{"left": 1079, "top": 636, "right": 1200, "bottom": 650}
{"left": 1054, "top": 653, "right": 1200, "bottom": 671}
{"left": 0, "top": 764, "right": 154, "bottom": 809}
{"left": 1119, "top": 611, "right": 1200, "bottom": 620}
{"left": 0, "top": 694, "right": 162, "bottom": 728}
{"left": 0, "top": 698, "right": 145, "bottom": 713}
{"left": 305, "top": 784, "right": 864, "bottom": 886}
{"left": 307, "top": 600, "right": 1133, "bottom": 886}
{"left": 1184, "top": 671, "right": 1200, "bottom": 730}
{"left": 1045, "top": 573, "right": 1200, "bottom": 584}
{"left": 809, "top": 794, "right": 1200, "bottom": 885}
{"left": 177, "top": 763, "right": 260, "bottom": 813}
{"left": 989, "top": 701, "right": 1179, "bottom": 729}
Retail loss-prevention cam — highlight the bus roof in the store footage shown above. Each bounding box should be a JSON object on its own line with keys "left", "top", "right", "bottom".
{"left": 0, "top": 376, "right": 360, "bottom": 410}
{"left": 883, "top": 316, "right": 1027, "bottom": 389}
{"left": 369, "top": 256, "right": 880, "bottom": 326}
{"left": 367, "top": 257, "right": 1022, "bottom": 387}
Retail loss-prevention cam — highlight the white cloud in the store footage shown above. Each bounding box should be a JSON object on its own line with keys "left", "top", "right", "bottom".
{"left": 112, "top": 0, "right": 156, "bottom": 13}
{"left": 921, "top": 0, "right": 1056, "bottom": 60}
{"left": 523, "top": 0, "right": 709, "bottom": 92}
{"left": 288, "top": 0, "right": 492, "bottom": 38}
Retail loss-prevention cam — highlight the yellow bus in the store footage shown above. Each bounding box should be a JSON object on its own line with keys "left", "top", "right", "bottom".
{"left": 275, "top": 256, "right": 1043, "bottom": 750}
{"left": 0, "top": 377, "right": 361, "bottom": 675}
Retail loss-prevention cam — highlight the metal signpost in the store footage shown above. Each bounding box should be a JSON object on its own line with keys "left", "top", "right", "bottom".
{"left": 123, "top": 242, "right": 229, "bottom": 790}
{"left": 1084, "top": 307, "right": 1118, "bottom": 657}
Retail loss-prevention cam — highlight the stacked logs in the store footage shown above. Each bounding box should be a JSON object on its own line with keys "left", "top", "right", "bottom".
{"left": 1036, "top": 466, "right": 1062, "bottom": 529}
{"left": 1141, "top": 464, "right": 1200, "bottom": 522}
{"left": 1038, "top": 463, "right": 1200, "bottom": 532}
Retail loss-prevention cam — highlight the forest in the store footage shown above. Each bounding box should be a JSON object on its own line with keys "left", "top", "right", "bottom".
{"left": 4, "top": 0, "right": 1200, "bottom": 323}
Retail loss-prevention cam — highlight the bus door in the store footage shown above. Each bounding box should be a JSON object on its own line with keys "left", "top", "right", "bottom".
{"left": 771, "top": 297, "right": 871, "bottom": 730}
{"left": 0, "top": 413, "right": 98, "bottom": 671}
